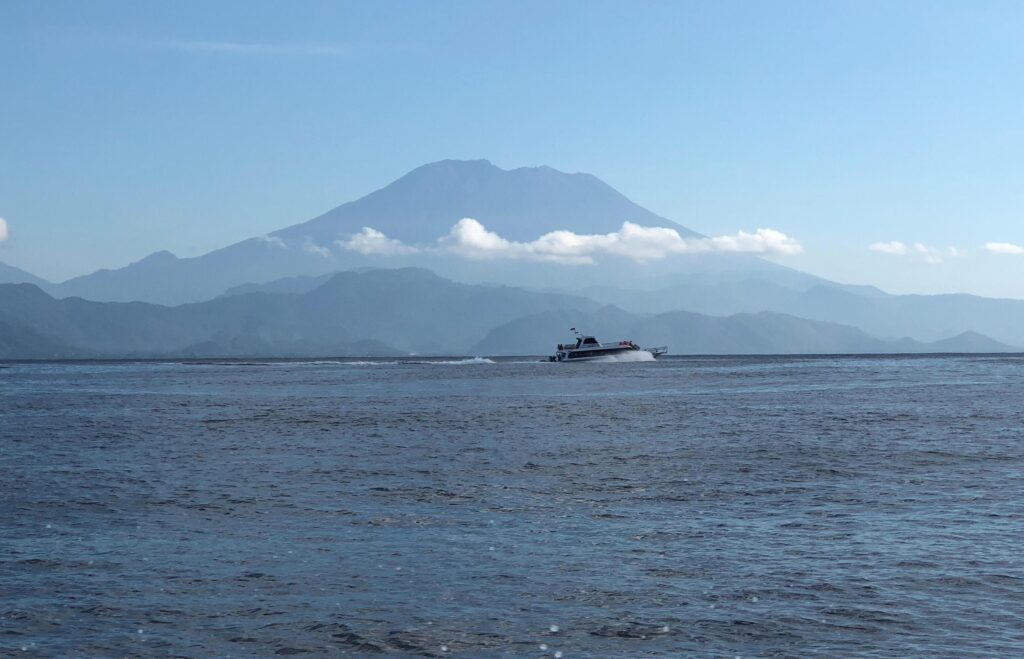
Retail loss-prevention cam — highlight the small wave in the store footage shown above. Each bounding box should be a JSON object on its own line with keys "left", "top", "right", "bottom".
{"left": 199, "top": 361, "right": 272, "bottom": 366}
{"left": 337, "top": 360, "right": 400, "bottom": 366}
{"left": 183, "top": 360, "right": 401, "bottom": 367}
{"left": 181, "top": 358, "right": 498, "bottom": 367}
{"left": 274, "top": 360, "right": 400, "bottom": 366}
{"left": 264, "top": 360, "right": 342, "bottom": 367}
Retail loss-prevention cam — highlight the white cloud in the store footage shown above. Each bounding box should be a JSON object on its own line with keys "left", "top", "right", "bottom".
{"left": 913, "top": 243, "right": 945, "bottom": 264}
{"left": 984, "top": 242, "right": 1024, "bottom": 255}
{"left": 257, "top": 234, "right": 286, "bottom": 249}
{"left": 302, "top": 238, "right": 332, "bottom": 259}
{"left": 705, "top": 228, "right": 804, "bottom": 255}
{"left": 0, "top": 217, "right": 7, "bottom": 243}
{"left": 436, "top": 219, "right": 581, "bottom": 263}
{"left": 869, "top": 240, "right": 964, "bottom": 263}
{"left": 334, "top": 220, "right": 803, "bottom": 265}
{"left": 338, "top": 227, "right": 420, "bottom": 256}
{"left": 869, "top": 241, "right": 908, "bottom": 255}
{"left": 439, "top": 219, "right": 802, "bottom": 263}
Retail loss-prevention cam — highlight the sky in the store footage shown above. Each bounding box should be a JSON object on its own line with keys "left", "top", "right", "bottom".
{"left": 1, "top": 1, "right": 1023, "bottom": 297}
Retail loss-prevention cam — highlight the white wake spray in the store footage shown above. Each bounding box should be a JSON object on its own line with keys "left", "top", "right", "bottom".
{"left": 593, "top": 350, "right": 657, "bottom": 363}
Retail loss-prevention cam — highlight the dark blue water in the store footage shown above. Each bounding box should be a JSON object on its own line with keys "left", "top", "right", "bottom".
{"left": 2, "top": 355, "right": 1022, "bottom": 657}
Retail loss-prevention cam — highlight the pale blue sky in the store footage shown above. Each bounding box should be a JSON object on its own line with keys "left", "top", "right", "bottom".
{"left": 2, "top": 1, "right": 1023, "bottom": 297}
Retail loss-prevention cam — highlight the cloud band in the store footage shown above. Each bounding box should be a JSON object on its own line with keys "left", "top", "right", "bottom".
{"left": 984, "top": 242, "right": 1024, "bottom": 255}
{"left": 339, "top": 219, "right": 803, "bottom": 264}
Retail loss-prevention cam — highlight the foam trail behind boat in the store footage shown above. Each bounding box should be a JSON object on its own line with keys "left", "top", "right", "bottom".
{"left": 594, "top": 350, "right": 656, "bottom": 363}
{"left": 409, "top": 357, "right": 496, "bottom": 365}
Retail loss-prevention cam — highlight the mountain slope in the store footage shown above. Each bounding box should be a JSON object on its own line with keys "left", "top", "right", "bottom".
{"left": 0, "top": 319, "right": 80, "bottom": 359}
{"left": 293, "top": 268, "right": 601, "bottom": 353}
{"left": 284, "top": 159, "right": 700, "bottom": 245}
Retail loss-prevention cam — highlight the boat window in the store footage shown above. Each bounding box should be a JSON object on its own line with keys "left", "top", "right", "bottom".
{"left": 582, "top": 337, "right": 598, "bottom": 345}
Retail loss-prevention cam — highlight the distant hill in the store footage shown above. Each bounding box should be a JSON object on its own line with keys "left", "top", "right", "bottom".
{"left": 0, "top": 261, "right": 50, "bottom": 288}
{"left": 0, "top": 319, "right": 80, "bottom": 359}
{"left": 218, "top": 273, "right": 336, "bottom": 298}
{"left": 469, "top": 307, "right": 1018, "bottom": 356}
{"left": 925, "top": 330, "right": 1016, "bottom": 353}
{"left": 0, "top": 268, "right": 1015, "bottom": 359}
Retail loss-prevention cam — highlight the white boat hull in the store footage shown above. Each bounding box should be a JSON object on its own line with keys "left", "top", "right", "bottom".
{"left": 551, "top": 346, "right": 640, "bottom": 362}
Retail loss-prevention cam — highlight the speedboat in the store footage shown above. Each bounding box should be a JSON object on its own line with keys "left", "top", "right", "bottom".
{"left": 547, "top": 328, "right": 667, "bottom": 362}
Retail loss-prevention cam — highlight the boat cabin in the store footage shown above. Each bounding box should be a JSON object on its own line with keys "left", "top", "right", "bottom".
{"left": 558, "top": 335, "right": 599, "bottom": 351}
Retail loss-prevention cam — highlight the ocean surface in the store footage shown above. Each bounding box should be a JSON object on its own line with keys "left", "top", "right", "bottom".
{"left": 1, "top": 355, "right": 1022, "bottom": 657}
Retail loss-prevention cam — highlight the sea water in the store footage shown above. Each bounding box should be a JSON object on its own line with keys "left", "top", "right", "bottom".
{"left": 1, "top": 355, "right": 1022, "bottom": 656}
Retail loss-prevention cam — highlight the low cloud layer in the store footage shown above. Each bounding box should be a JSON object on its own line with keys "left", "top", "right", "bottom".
{"left": 869, "top": 241, "right": 909, "bottom": 256}
{"left": 302, "top": 238, "right": 332, "bottom": 259}
{"left": 0, "top": 217, "right": 7, "bottom": 243}
{"left": 257, "top": 234, "right": 286, "bottom": 249}
{"left": 869, "top": 241, "right": 963, "bottom": 264}
{"left": 984, "top": 242, "right": 1024, "bottom": 255}
{"left": 441, "top": 220, "right": 803, "bottom": 263}
{"left": 340, "top": 219, "right": 803, "bottom": 264}
{"left": 338, "top": 227, "right": 421, "bottom": 256}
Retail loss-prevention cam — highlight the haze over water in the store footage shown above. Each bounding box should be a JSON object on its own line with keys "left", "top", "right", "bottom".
{"left": 2, "top": 355, "right": 1022, "bottom": 657}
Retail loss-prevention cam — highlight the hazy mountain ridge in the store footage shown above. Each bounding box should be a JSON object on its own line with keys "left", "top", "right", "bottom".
{"left": 584, "top": 280, "right": 1024, "bottom": 346}
{"left": 0, "top": 269, "right": 1014, "bottom": 359}
{"left": 0, "top": 261, "right": 51, "bottom": 288}
{"left": 0, "top": 269, "right": 599, "bottom": 358}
